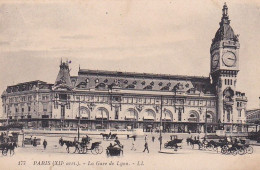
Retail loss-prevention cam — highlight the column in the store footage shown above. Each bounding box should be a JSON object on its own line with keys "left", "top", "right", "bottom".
{"left": 184, "top": 124, "right": 188, "bottom": 133}
{"left": 200, "top": 125, "right": 204, "bottom": 133}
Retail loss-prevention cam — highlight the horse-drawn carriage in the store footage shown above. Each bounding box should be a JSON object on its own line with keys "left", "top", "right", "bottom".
{"left": 164, "top": 135, "right": 183, "bottom": 151}
{"left": 59, "top": 138, "right": 103, "bottom": 154}
{"left": 0, "top": 141, "right": 17, "bottom": 156}
{"left": 100, "top": 133, "right": 117, "bottom": 140}
{"left": 106, "top": 145, "right": 123, "bottom": 157}
{"left": 77, "top": 141, "right": 103, "bottom": 154}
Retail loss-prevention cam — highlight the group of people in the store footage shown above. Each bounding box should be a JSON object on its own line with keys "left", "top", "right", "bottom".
{"left": 29, "top": 136, "right": 47, "bottom": 149}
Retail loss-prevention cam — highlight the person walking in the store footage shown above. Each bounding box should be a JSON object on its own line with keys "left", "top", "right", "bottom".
{"left": 131, "top": 138, "right": 136, "bottom": 151}
{"left": 152, "top": 136, "right": 155, "bottom": 142}
{"left": 33, "top": 137, "right": 37, "bottom": 147}
{"left": 43, "top": 139, "right": 47, "bottom": 150}
{"left": 143, "top": 141, "right": 149, "bottom": 153}
{"left": 145, "top": 135, "right": 148, "bottom": 141}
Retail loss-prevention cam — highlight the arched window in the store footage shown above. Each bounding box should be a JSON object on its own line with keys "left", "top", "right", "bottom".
{"left": 143, "top": 109, "right": 155, "bottom": 121}
{"left": 95, "top": 108, "right": 109, "bottom": 120}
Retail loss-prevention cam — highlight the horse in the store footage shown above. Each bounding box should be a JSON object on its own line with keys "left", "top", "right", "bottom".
{"left": 100, "top": 133, "right": 110, "bottom": 140}
{"left": 189, "top": 139, "right": 202, "bottom": 149}
{"left": 1, "top": 142, "right": 17, "bottom": 156}
{"left": 186, "top": 137, "right": 193, "bottom": 146}
{"left": 110, "top": 134, "right": 117, "bottom": 139}
{"left": 64, "top": 141, "right": 78, "bottom": 153}
{"left": 59, "top": 138, "right": 64, "bottom": 146}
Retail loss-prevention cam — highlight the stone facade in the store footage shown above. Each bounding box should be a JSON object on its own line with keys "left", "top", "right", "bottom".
{"left": 1, "top": 4, "right": 248, "bottom": 132}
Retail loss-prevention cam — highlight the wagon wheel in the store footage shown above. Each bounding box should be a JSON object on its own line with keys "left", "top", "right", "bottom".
{"left": 213, "top": 146, "right": 218, "bottom": 152}
{"left": 2, "top": 149, "right": 8, "bottom": 156}
{"left": 238, "top": 148, "right": 245, "bottom": 155}
{"left": 246, "top": 146, "right": 253, "bottom": 154}
{"left": 231, "top": 149, "right": 237, "bottom": 156}
{"left": 78, "top": 147, "right": 84, "bottom": 154}
{"left": 97, "top": 146, "right": 103, "bottom": 154}
{"left": 91, "top": 147, "right": 98, "bottom": 155}
{"left": 221, "top": 147, "right": 227, "bottom": 154}
{"left": 164, "top": 143, "right": 168, "bottom": 148}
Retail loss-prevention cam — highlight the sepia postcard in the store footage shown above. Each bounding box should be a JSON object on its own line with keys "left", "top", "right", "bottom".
{"left": 0, "top": 0, "right": 260, "bottom": 170}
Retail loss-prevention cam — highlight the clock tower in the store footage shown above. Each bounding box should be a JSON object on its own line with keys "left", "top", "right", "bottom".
{"left": 210, "top": 3, "right": 240, "bottom": 126}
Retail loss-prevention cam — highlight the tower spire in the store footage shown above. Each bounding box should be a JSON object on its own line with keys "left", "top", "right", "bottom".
{"left": 220, "top": 2, "right": 230, "bottom": 25}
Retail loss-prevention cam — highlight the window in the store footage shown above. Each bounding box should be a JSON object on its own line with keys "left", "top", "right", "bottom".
{"left": 231, "top": 79, "right": 232, "bottom": 85}
{"left": 178, "top": 109, "right": 182, "bottom": 121}
{"left": 227, "top": 111, "right": 231, "bottom": 122}
{"left": 28, "top": 106, "right": 31, "bottom": 112}
{"left": 237, "top": 102, "right": 239, "bottom": 107}
{"left": 43, "top": 104, "right": 47, "bottom": 112}
{"left": 225, "top": 79, "right": 227, "bottom": 85}
{"left": 238, "top": 110, "right": 241, "bottom": 117}
{"left": 22, "top": 108, "right": 24, "bottom": 113}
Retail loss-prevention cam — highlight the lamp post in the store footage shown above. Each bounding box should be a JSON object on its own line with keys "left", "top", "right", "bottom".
{"left": 159, "top": 95, "right": 163, "bottom": 151}
{"left": 205, "top": 109, "right": 208, "bottom": 137}
{"left": 78, "top": 97, "right": 80, "bottom": 141}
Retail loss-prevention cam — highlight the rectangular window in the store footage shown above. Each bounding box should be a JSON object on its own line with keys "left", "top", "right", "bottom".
{"left": 22, "top": 108, "right": 24, "bottom": 112}
{"left": 178, "top": 109, "right": 182, "bottom": 121}
{"left": 231, "top": 79, "right": 232, "bottom": 85}
{"left": 43, "top": 104, "right": 47, "bottom": 112}
{"left": 28, "top": 106, "right": 31, "bottom": 112}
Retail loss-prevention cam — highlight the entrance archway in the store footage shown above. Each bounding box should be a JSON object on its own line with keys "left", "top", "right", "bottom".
{"left": 125, "top": 108, "right": 138, "bottom": 129}
{"left": 143, "top": 109, "right": 156, "bottom": 132}
{"left": 187, "top": 111, "right": 200, "bottom": 133}
{"left": 95, "top": 107, "right": 109, "bottom": 129}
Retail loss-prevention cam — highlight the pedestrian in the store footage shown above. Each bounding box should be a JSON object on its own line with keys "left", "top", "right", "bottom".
{"left": 131, "top": 138, "right": 136, "bottom": 151}
{"left": 145, "top": 135, "right": 148, "bottom": 141}
{"left": 143, "top": 141, "right": 149, "bottom": 153}
{"left": 74, "top": 137, "right": 77, "bottom": 144}
{"left": 33, "top": 137, "right": 37, "bottom": 147}
{"left": 133, "top": 135, "right": 136, "bottom": 141}
{"left": 43, "top": 139, "right": 47, "bottom": 150}
{"left": 152, "top": 136, "right": 155, "bottom": 142}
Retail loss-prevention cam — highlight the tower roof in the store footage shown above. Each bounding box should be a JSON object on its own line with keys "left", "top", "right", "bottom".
{"left": 212, "top": 3, "right": 239, "bottom": 44}
{"left": 54, "top": 60, "right": 72, "bottom": 87}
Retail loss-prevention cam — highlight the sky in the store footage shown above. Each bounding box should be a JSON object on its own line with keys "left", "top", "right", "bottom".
{"left": 0, "top": 0, "right": 259, "bottom": 114}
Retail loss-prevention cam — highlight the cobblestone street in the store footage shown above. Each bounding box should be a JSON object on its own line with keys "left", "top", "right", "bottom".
{"left": 1, "top": 133, "right": 260, "bottom": 170}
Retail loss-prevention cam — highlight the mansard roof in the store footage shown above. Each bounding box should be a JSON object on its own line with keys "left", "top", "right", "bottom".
{"left": 73, "top": 69, "right": 214, "bottom": 94}
{"left": 78, "top": 69, "right": 209, "bottom": 81}
{"left": 5, "top": 80, "right": 53, "bottom": 93}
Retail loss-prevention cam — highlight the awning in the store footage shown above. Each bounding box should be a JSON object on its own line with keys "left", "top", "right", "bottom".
{"left": 96, "top": 114, "right": 108, "bottom": 119}
{"left": 144, "top": 115, "right": 155, "bottom": 120}
{"left": 162, "top": 115, "right": 172, "bottom": 120}
{"left": 81, "top": 114, "right": 88, "bottom": 118}
{"left": 126, "top": 115, "right": 136, "bottom": 119}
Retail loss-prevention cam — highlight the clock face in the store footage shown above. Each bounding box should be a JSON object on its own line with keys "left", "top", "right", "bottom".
{"left": 212, "top": 53, "right": 219, "bottom": 69}
{"left": 222, "top": 52, "right": 236, "bottom": 67}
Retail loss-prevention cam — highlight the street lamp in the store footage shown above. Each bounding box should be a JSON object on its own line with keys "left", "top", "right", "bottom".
{"left": 159, "top": 95, "right": 163, "bottom": 151}
{"left": 205, "top": 109, "right": 208, "bottom": 137}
